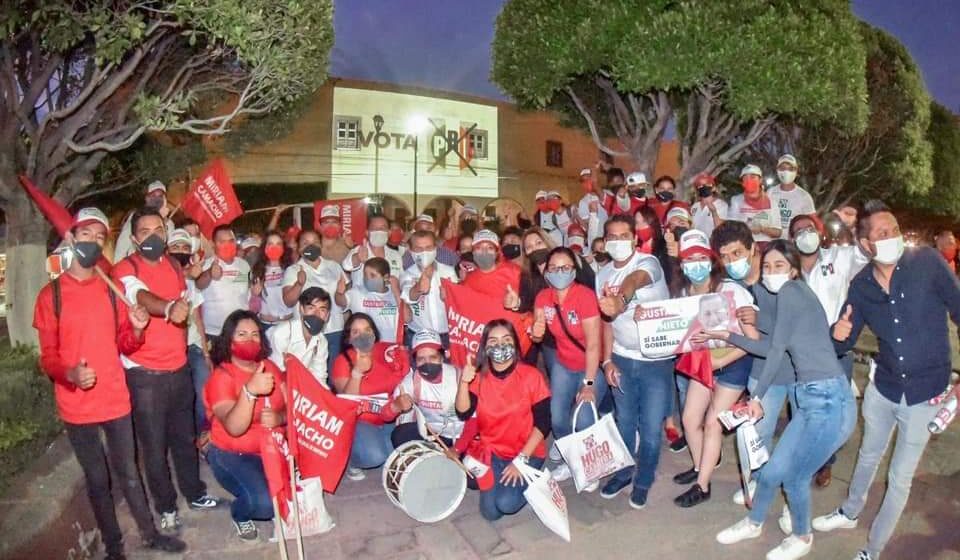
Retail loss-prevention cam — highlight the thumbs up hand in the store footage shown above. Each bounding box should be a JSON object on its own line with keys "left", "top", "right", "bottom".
{"left": 460, "top": 354, "right": 477, "bottom": 384}
{"left": 832, "top": 305, "right": 854, "bottom": 342}
{"left": 68, "top": 358, "right": 97, "bottom": 390}
{"left": 598, "top": 282, "right": 625, "bottom": 317}
{"left": 246, "top": 361, "right": 275, "bottom": 396}
{"left": 210, "top": 261, "right": 223, "bottom": 280}
{"left": 531, "top": 307, "right": 547, "bottom": 340}
{"left": 665, "top": 230, "right": 679, "bottom": 258}
{"left": 503, "top": 283, "right": 520, "bottom": 311}
{"left": 297, "top": 265, "right": 307, "bottom": 286}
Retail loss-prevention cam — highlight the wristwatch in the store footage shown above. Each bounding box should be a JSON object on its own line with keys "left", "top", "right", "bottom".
{"left": 516, "top": 453, "right": 530, "bottom": 464}
{"left": 582, "top": 378, "right": 595, "bottom": 387}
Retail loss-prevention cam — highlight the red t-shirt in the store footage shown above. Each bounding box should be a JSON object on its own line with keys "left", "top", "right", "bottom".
{"left": 204, "top": 360, "right": 286, "bottom": 454}
{"left": 534, "top": 283, "right": 600, "bottom": 371}
{"left": 111, "top": 254, "right": 188, "bottom": 371}
{"left": 606, "top": 195, "right": 647, "bottom": 217}
{"left": 469, "top": 363, "right": 551, "bottom": 459}
{"left": 331, "top": 342, "right": 408, "bottom": 424}
{"left": 646, "top": 198, "right": 690, "bottom": 225}
{"left": 463, "top": 261, "right": 521, "bottom": 302}
{"left": 33, "top": 273, "right": 143, "bottom": 424}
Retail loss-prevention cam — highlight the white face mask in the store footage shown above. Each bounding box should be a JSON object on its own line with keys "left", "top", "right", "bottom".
{"left": 873, "top": 235, "right": 904, "bottom": 265}
{"left": 777, "top": 170, "right": 797, "bottom": 185}
{"left": 413, "top": 249, "right": 436, "bottom": 269}
{"left": 795, "top": 230, "right": 821, "bottom": 255}
{"left": 606, "top": 239, "right": 635, "bottom": 262}
{"left": 762, "top": 273, "right": 791, "bottom": 293}
{"left": 368, "top": 230, "right": 388, "bottom": 248}
{"left": 616, "top": 195, "right": 631, "bottom": 211}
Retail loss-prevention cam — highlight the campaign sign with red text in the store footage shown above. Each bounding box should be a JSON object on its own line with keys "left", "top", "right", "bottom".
{"left": 635, "top": 292, "right": 740, "bottom": 358}
{"left": 181, "top": 159, "right": 242, "bottom": 238}
{"left": 441, "top": 279, "right": 532, "bottom": 368}
{"left": 313, "top": 198, "right": 367, "bottom": 246}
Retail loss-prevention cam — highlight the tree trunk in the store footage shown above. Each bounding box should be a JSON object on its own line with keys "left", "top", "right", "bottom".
{"left": 4, "top": 187, "right": 50, "bottom": 347}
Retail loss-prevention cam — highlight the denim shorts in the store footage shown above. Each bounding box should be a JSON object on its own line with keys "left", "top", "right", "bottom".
{"left": 715, "top": 355, "right": 753, "bottom": 390}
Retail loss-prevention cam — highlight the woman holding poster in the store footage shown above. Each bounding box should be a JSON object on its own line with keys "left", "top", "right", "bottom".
{"left": 455, "top": 320, "right": 551, "bottom": 521}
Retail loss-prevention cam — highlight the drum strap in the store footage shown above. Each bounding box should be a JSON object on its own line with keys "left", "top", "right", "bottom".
{"left": 412, "top": 371, "right": 422, "bottom": 403}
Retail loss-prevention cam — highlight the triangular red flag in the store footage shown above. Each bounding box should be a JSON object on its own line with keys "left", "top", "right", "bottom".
{"left": 260, "top": 428, "right": 292, "bottom": 519}
{"left": 18, "top": 175, "right": 73, "bottom": 237}
{"left": 676, "top": 349, "right": 715, "bottom": 389}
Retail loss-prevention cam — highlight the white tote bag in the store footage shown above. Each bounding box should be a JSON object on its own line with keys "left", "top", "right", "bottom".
{"left": 554, "top": 402, "right": 636, "bottom": 492}
{"left": 275, "top": 476, "right": 335, "bottom": 540}
{"left": 516, "top": 462, "right": 571, "bottom": 542}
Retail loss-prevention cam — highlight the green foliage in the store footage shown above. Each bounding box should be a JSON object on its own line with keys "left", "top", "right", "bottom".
{"left": 904, "top": 102, "right": 960, "bottom": 217}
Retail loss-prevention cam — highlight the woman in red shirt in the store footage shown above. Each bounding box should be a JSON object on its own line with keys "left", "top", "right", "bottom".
{"left": 455, "top": 319, "right": 551, "bottom": 521}
{"left": 204, "top": 310, "right": 286, "bottom": 542}
{"left": 331, "top": 313, "right": 408, "bottom": 479}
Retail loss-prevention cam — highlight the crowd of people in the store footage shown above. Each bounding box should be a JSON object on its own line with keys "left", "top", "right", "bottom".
{"left": 33, "top": 154, "right": 960, "bottom": 560}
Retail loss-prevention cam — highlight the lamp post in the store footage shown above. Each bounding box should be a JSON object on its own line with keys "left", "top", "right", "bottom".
{"left": 407, "top": 115, "right": 429, "bottom": 216}
{"left": 373, "top": 114, "right": 384, "bottom": 195}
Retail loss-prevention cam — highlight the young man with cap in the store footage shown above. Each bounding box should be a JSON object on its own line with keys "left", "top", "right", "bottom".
{"left": 240, "top": 235, "right": 261, "bottom": 267}
{"left": 342, "top": 213, "right": 403, "bottom": 288}
{"left": 194, "top": 224, "right": 252, "bottom": 349}
{"left": 111, "top": 207, "right": 220, "bottom": 534}
{"left": 608, "top": 172, "right": 648, "bottom": 217}
{"left": 728, "top": 164, "right": 782, "bottom": 248}
{"left": 268, "top": 286, "right": 331, "bottom": 385}
{"left": 402, "top": 213, "right": 460, "bottom": 269}
{"left": 690, "top": 173, "right": 728, "bottom": 239}
{"left": 463, "top": 229, "right": 522, "bottom": 303}
{"left": 534, "top": 191, "right": 573, "bottom": 247}
{"left": 576, "top": 167, "right": 609, "bottom": 242}
{"left": 34, "top": 208, "right": 186, "bottom": 559}
{"left": 402, "top": 229, "right": 459, "bottom": 349}
{"left": 317, "top": 204, "right": 353, "bottom": 262}
{"left": 767, "top": 154, "right": 815, "bottom": 239}
{"left": 114, "top": 180, "right": 176, "bottom": 259}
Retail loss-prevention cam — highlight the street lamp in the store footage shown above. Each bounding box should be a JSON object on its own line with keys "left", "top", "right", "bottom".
{"left": 407, "top": 115, "right": 429, "bottom": 215}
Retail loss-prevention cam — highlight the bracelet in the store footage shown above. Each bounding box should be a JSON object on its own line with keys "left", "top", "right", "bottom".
{"left": 601, "top": 359, "right": 612, "bottom": 368}
{"left": 163, "top": 300, "right": 175, "bottom": 321}
{"left": 242, "top": 384, "right": 258, "bottom": 401}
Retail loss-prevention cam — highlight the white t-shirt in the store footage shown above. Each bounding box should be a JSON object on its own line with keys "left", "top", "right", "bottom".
{"left": 341, "top": 242, "right": 403, "bottom": 288}
{"left": 186, "top": 279, "right": 204, "bottom": 348}
{"left": 802, "top": 245, "right": 870, "bottom": 324}
{"left": 113, "top": 211, "right": 175, "bottom": 260}
{"left": 539, "top": 210, "right": 572, "bottom": 246}
{"left": 345, "top": 286, "right": 400, "bottom": 343}
{"left": 282, "top": 258, "right": 348, "bottom": 333}
{"left": 259, "top": 264, "right": 294, "bottom": 323}
{"left": 392, "top": 363, "right": 464, "bottom": 440}
{"left": 577, "top": 193, "right": 609, "bottom": 243}
{"left": 767, "top": 184, "right": 815, "bottom": 238}
{"left": 200, "top": 257, "right": 250, "bottom": 336}
{"left": 690, "top": 198, "right": 729, "bottom": 240}
{"left": 728, "top": 194, "right": 782, "bottom": 243}
{"left": 595, "top": 252, "right": 670, "bottom": 361}
{"left": 400, "top": 261, "right": 459, "bottom": 334}
{"left": 267, "top": 317, "right": 328, "bottom": 386}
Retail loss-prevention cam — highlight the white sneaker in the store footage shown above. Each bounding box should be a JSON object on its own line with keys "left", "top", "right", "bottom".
{"left": 778, "top": 504, "right": 793, "bottom": 535}
{"left": 583, "top": 480, "right": 599, "bottom": 493}
{"left": 766, "top": 535, "right": 812, "bottom": 560}
{"left": 852, "top": 550, "right": 873, "bottom": 560}
{"left": 812, "top": 509, "right": 858, "bottom": 532}
{"left": 716, "top": 517, "right": 762, "bottom": 545}
{"left": 733, "top": 480, "right": 757, "bottom": 505}
{"left": 549, "top": 445, "right": 562, "bottom": 463}
{"left": 159, "top": 511, "right": 181, "bottom": 535}
{"left": 346, "top": 466, "right": 366, "bottom": 481}
{"left": 551, "top": 463, "right": 572, "bottom": 482}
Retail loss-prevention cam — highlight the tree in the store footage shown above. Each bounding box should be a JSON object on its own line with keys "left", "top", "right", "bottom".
{"left": 491, "top": 0, "right": 867, "bottom": 190}
{"left": 903, "top": 102, "right": 960, "bottom": 218}
{"left": 0, "top": 1, "right": 333, "bottom": 345}
{"left": 746, "top": 23, "right": 932, "bottom": 211}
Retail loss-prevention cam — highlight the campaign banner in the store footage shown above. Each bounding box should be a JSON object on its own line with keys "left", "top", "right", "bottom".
{"left": 285, "top": 355, "right": 360, "bottom": 493}
{"left": 313, "top": 198, "right": 367, "bottom": 246}
{"left": 260, "top": 428, "right": 292, "bottom": 518}
{"left": 441, "top": 279, "right": 532, "bottom": 368}
{"left": 635, "top": 292, "right": 741, "bottom": 359}
{"left": 181, "top": 159, "right": 242, "bottom": 238}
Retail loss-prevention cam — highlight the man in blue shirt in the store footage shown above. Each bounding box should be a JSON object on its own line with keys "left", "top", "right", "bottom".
{"left": 813, "top": 201, "right": 960, "bottom": 560}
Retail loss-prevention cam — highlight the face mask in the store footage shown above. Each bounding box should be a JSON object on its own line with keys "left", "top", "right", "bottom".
{"left": 72, "top": 241, "right": 103, "bottom": 269}
{"left": 145, "top": 196, "right": 164, "bottom": 209}
{"left": 547, "top": 199, "right": 561, "bottom": 212}
{"left": 137, "top": 234, "right": 166, "bottom": 261}
{"left": 656, "top": 191, "right": 674, "bottom": 202}
{"left": 762, "top": 273, "right": 791, "bottom": 293}
{"left": 485, "top": 343, "right": 516, "bottom": 364}
{"left": 460, "top": 220, "right": 478, "bottom": 236}
{"left": 593, "top": 251, "right": 611, "bottom": 265}
{"left": 629, "top": 188, "right": 646, "bottom": 199}
{"left": 170, "top": 252, "right": 192, "bottom": 267}
{"left": 302, "top": 244, "right": 322, "bottom": 261}
{"left": 873, "top": 235, "right": 904, "bottom": 265}
{"left": 352, "top": 332, "right": 376, "bottom": 353}
{"left": 636, "top": 226, "right": 654, "bottom": 243}
{"left": 580, "top": 178, "right": 594, "bottom": 193}
{"left": 414, "top": 249, "right": 437, "bottom": 269}
{"left": 617, "top": 195, "right": 631, "bottom": 211}
{"left": 672, "top": 226, "right": 689, "bottom": 240}
{"left": 606, "top": 239, "right": 635, "bottom": 262}
{"left": 795, "top": 230, "right": 821, "bottom": 255}
{"left": 265, "top": 244, "right": 285, "bottom": 262}
{"left": 682, "top": 260, "right": 712, "bottom": 284}
{"left": 777, "top": 170, "right": 797, "bottom": 185}
{"left": 388, "top": 229, "right": 404, "bottom": 246}
{"left": 417, "top": 362, "right": 443, "bottom": 380}
{"left": 725, "top": 256, "right": 751, "bottom": 280}
{"left": 321, "top": 224, "right": 341, "bottom": 239}
{"left": 545, "top": 269, "right": 576, "bottom": 290}
{"left": 502, "top": 244, "right": 521, "bottom": 260}
{"left": 244, "top": 249, "right": 261, "bottom": 267}
{"left": 742, "top": 176, "right": 762, "bottom": 196}
{"left": 535, "top": 200, "right": 548, "bottom": 213}
{"left": 460, "top": 251, "right": 474, "bottom": 263}
{"left": 698, "top": 186, "right": 714, "bottom": 198}
{"left": 473, "top": 252, "right": 497, "bottom": 270}
{"left": 368, "top": 230, "right": 389, "bottom": 248}
{"left": 302, "top": 315, "right": 324, "bottom": 336}
{"left": 231, "top": 340, "right": 261, "bottom": 361}
{"left": 215, "top": 241, "right": 237, "bottom": 261}
{"left": 568, "top": 236, "right": 585, "bottom": 253}
{"left": 364, "top": 276, "right": 386, "bottom": 292}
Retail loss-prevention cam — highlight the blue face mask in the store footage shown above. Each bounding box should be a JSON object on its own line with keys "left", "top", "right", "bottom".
{"left": 682, "top": 260, "right": 712, "bottom": 284}
{"left": 544, "top": 269, "right": 576, "bottom": 290}
{"left": 725, "top": 257, "right": 751, "bottom": 280}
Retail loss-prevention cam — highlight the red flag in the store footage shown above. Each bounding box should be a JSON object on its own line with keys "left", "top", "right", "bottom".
{"left": 181, "top": 160, "right": 242, "bottom": 238}
{"left": 441, "top": 279, "right": 533, "bottom": 368}
{"left": 18, "top": 175, "right": 74, "bottom": 237}
{"left": 676, "top": 349, "right": 714, "bottom": 389}
{"left": 285, "top": 355, "right": 360, "bottom": 493}
{"left": 260, "top": 428, "right": 292, "bottom": 519}
{"left": 313, "top": 198, "right": 367, "bottom": 246}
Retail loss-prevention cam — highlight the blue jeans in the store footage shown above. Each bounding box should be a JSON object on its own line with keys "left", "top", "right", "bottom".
{"left": 187, "top": 344, "right": 211, "bottom": 434}
{"left": 747, "top": 378, "right": 797, "bottom": 453}
{"left": 672, "top": 373, "right": 690, "bottom": 420}
{"left": 609, "top": 354, "right": 675, "bottom": 490}
{"left": 540, "top": 344, "right": 557, "bottom": 379}
{"left": 207, "top": 445, "right": 274, "bottom": 523}
{"left": 749, "top": 376, "right": 857, "bottom": 536}
{"left": 549, "top": 361, "right": 609, "bottom": 441}
{"left": 350, "top": 421, "right": 394, "bottom": 469}
{"left": 479, "top": 454, "right": 546, "bottom": 521}
{"left": 325, "top": 331, "right": 343, "bottom": 378}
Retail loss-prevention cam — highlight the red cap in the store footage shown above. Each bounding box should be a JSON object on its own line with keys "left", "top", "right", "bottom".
{"left": 693, "top": 173, "right": 716, "bottom": 187}
{"left": 285, "top": 226, "right": 301, "bottom": 240}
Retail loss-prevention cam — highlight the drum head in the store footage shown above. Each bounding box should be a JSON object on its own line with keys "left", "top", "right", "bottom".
{"left": 398, "top": 453, "right": 466, "bottom": 523}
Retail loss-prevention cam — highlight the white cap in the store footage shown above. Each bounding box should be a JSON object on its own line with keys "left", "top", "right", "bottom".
{"left": 740, "top": 164, "right": 763, "bottom": 178}
{"left": 626, "top": 172, "right": 648, "bottom": 186}
{"left": 320, "top": 205, "right": 340, "bottom": 219}
{"left": 461, "top": 204, "right": 478, "bottom": 216}
{"left": 241, "top": 237, "right": 260, "bottom": 250}
{"left": 146, "top": 180, "right": 166, "bottom": 194}
{"left": 472, "top": 229, "right": 500, "bottom": 248}
{"left": 546, "top": 190, "right": 561, "bottom": 199}
{"left": 411, "top": 330, "right": 444, "bottom": 353}
{"left": 73, "top": 207, "right": 110, "bottom": 230}
{"left": 665, "top": 206, "right": 692, "bottom": 224}
{"left": 579, "top": 168, "right": 592, "bottom": 177}
{"left": 777, "top": 154, "right": 798, "bottom": 167}
{"left": 535, "top": 190, "right": 548, "bottom": 200}
{"left": 679, "top": 229, "right": 712, "bottom": 259}
{"left": 167, "top": 228, "right": 193, "bottom": 247}
{"left": 414, "top": 213, "right": 434, "bottom": 224}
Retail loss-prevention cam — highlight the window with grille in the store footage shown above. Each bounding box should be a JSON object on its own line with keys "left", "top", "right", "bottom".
{"left": 335, "top": 116, "right": 361, "bottom": 150}
{"left": 546, "top": 140, "right": 563, "bottom": 168}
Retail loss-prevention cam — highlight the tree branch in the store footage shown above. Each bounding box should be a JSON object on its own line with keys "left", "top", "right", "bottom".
{"left": 564, "top": 86, "right": 631, "bottom": 158}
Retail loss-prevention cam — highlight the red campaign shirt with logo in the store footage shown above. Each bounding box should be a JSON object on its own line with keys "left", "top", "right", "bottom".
{"left": 534, "top": 283, "right": 600, "bottom": 372}
{"left": 463, "top": 261, "right": 521, "bottom": 301}
{"left": 469, "top": 363, "right": 551, "bottom": 460}
{"left": 111, "top": 254, "right": 188, "bottom": 371}
{"left": 33, "top": 274, "right": 144, "bottom": 424}
{"left": 204, "top": 360, "right": 286, "bottom": 454}
{"left": 330, "top": 342, "right": 408, "bottom": 424}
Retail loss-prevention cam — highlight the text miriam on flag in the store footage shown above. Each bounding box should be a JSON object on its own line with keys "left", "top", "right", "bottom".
{"left": 441, "top": 279, "right": 532, "bottom": 368}
{"left": 260, "top": 427, "right": 292, "bottom": 518}
{"left": 181, "top": 159, "right": 243, "bottom": 238}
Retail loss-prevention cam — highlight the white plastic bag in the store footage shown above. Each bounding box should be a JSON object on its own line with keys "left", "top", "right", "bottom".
{"left": 738, "top": 421, "right": 770, "bottom": 470}
{"left": 554, "top": 402, "right": 635, "bottom": 492}
{"left": 516, "top": 462, "right": 570, "bottom": 542}
{"left": 275, "top": 476, "right": 335, "bottom": 540}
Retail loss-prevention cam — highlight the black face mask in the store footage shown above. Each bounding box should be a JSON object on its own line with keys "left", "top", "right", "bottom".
{"left": 698, "top": 186, "right": 714, "bottom": 198}
{"left": 302, "top": 244, "right": 322, "bottom": 261}
{"left": 527, "top": 248, "right": 549, "bottom": 267}
{"left": 593, "top": 251, "right": 611, "bottom": 265}
{"left": 244, "top": 249, "right": 262, "bottom": 267}
{"left": 672, "top": 226, "right": 689, "bottom": 240}
{"left": 629, "top": 188, "right": 646, "bottom": 199}
{"left": 170, "top": 252, "right": 192, "bottom": 267}
{"left": 302, "top": 315, "right": 324, "bottom": 336}
{"left": 657, "top": 191, "right": 675, "bottom": 202}
{"left": 137, "top": 234, "right": 166, "bottom": 261}
{"left": 460, "top": 251, "right": 474, "bottom": 263}
{"left": 417, "top": 362, "right": 443, "bottom": 379}
{"left": 72, "top": 241, "right": 102, "bottom": 269}
{"left": 460, "top": 220, "right": 478, "bottom": 236}
{"left": 502, "top": 244, "right": 521, "bottom": 260}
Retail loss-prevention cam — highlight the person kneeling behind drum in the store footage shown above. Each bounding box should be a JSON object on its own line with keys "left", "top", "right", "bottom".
{"left": 380, "top": 330, "right": 470, "bottom": 451}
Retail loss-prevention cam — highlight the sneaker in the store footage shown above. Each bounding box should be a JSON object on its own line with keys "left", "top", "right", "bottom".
{"left": 629, "top": 486, "right": 648, "bottom": 510}
{"left": 716, "top": 517, "right": 762, "bottom": 545}
{"left": 853, "top": 550, "right": 874, "bottom": 560}
{"left": 551, "top": 463, "right": 572, "bottom": 482}
{"left": 778, "top": 504, "right": 792, "bottom": 535}
{"left": 669, "top": 435, "right": 688, "bottom": 453}
{"left": 233, "top": 519, "right": 259, "bottom": 542}
{"left": 674, "top": 483, "right": 711, "bottom": 508}
{"left": 672, "top": 467, "right": 699, "bottom": 485}
{"left": 189, "top": 494, "right": 221, "bottom": 510}
{"left": 583, "top": 480, "right": 599, "bottom": 493}
{"left": 733, "top": 480, "right": 757, "bottom": 505}
{"left": 766, "top": 535, "right": 812, "bottom": 560}
{"left": 812, "top": 509, "right": 858, "bottom": 532}
{"left": 143, "top": 534, "right": 187, "bottom": 553}
{"left": 159, "top": 511, "right": 181, "bottom": 535}
{"left": 600, "top": 476, "right": 631, "bottom": 499}
{"left": 346, "top": 466, "right": 366, "bottom": 481}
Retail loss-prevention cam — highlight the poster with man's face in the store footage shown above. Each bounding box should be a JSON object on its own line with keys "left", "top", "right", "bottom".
{"left": 635, "top": 292, "right": 742, "bottom": 359}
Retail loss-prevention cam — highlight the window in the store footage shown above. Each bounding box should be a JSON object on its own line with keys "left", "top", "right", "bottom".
{"left": 546, "top": 140, "right": 563, "bottom": 168}
{"left": 468, "top": 129, "right": 488, "bottom": 159}
{"left": 334, "top": 116, "right": 361, "bottom": 150}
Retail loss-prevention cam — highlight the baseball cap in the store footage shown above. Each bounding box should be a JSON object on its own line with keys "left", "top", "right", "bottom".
{"left": 472, "top": 229, "right": 500, "bottom": 248}
{"left": 412, "top": 330, "right": 444, "bottom": 353}
{"left": 146, "top": 180, "right": 166, "bottom": 194}
{"left": 535, "top": 190, "right": 548, "bottom": 200}
{"left": 461, "top": 204, "right": 478, "bottom": 216}
{"left": 679, "top": 229, "right": 712, "bottom": 260}
{"left": 320, "top": 205, "right": 340, "bottom": 220}
{"left": 626, "top": 172, "right": 648, "bottom": 186}
{"left": 414, "top": 213, "right": 434, "bottom": 225}
{"left": 167, "top": 228, "right": 193, "bottom": 247}
{"left": 740, "top": 164, "right": 763, "bottom": 178}
{"left": 241, "top": 237, "right": 260, "bottom": 250}
{"left": 285, "top": 225, "right": 301, "bottom": 240}
{"left": 777, "top": 154, "right": 798, "bottom": 167}
{"left": 546, "top": 190, "right": 561, "bottom": 199}
{"left": 666, "top": 206, "right": 692, "bottom": 225}
{"left": 579, "top": 168, "right": 592, "bottom": 177}
{"left": 693, "top": 173, "right": 716, "bottom": 187}
{"left": 73, "top": 207, "right": 110, "bottom": 230}
{"left": 567, "top": 223, "right": 586, "bottom": 238}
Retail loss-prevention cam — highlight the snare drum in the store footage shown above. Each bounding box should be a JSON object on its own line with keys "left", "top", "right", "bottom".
{"left": 381, "top": 440, "right": 466, "bottom": 522}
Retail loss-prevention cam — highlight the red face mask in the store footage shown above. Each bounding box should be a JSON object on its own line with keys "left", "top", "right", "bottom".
{"left": 742, "top": 176, "right": 762, "bottom": 196}
{"left": 231, "top": 340, "right": 261, "bottom": 361}
{"left": 580, "top": 177, "right": 594, "bottom": 193}
{"left": 264, "top": 244, "right": 284, "bottom": 262}
{"left": 388, "top": 228, "right": 404, "bottom": 245}
{"left": 547, "top": 199, "right": 561, "bottom": 212}
{"left": 941, "top": 248, "right": 957, "bottom": 262}
{"left": 636, "top": 226, "right": 654, "bottom": 243}
{"left": 536, "top": 200, "right": 548, "bottom": 212}
{"left": 321, "top": 224, "right": 341, "bottom": 239}
{"left": 215, "top": 241, "right": 237, "bottom": 261}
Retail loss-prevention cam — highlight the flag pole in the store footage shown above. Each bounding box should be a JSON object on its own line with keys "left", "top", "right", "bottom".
{"left": 93, "top": 265, "right": 132, "bottom": 307}
{"left": 288, "top": 455, "right": 305, "bottom": 560}
{"left": 272, "top": 497, "right": 290, "bottom": 560}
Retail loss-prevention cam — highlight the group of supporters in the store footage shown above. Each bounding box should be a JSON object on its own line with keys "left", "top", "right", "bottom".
{"left": 34, "top": 154, "right": 959, "bottom": 560}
